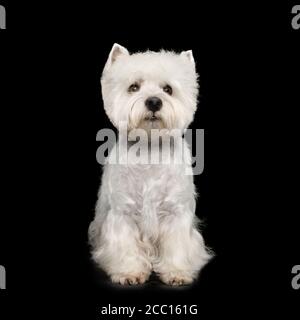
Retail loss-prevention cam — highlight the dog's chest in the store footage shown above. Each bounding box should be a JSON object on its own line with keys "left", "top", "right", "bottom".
{"left": 128, "top": 164, "right": 170, "bottom": 206}
{"left": 111, "top": 162, "right": 190, "bottom": 217}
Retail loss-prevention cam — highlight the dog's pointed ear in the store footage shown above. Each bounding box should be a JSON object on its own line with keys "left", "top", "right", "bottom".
{"left": 180, "top": 50, "right": 195, "bottom": 65}
{"left": 105, "top": 43, "right": 129, "bottom": 68}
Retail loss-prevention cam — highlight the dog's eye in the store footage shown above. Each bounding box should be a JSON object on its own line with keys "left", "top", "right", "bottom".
{"left": 163, "top": 85, "right": 173, "bottom": 95}
{"left": 128, "top": 83, "right": 140, "bottom": 93}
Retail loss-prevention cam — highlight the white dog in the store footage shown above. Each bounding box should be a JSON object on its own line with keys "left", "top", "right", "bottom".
{"left": 89, "top": 44, "right": 212, "bottom": 286}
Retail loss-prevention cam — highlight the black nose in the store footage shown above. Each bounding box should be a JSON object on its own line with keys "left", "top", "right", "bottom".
{"left": 145, "top": 97, "right": 162, "bottom": 112}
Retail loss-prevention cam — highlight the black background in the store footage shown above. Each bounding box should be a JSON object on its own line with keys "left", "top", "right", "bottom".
{"left": 0, "top": 1, "right": 299, "bottom": 319}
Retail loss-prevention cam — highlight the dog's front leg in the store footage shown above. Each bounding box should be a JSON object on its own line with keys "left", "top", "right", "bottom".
{"left": 90, "top": 211, "right": 152, "bottom": 285}
{"left": 154, "top": 211, "right": 211, "bottom": 286}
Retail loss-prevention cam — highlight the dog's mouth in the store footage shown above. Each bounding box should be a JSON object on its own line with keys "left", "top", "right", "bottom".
{"left": 145, "top": 114, "right": 160, "bottom": 122}
{"left": 150, "top": 115, "right": 158, "bottom": 121}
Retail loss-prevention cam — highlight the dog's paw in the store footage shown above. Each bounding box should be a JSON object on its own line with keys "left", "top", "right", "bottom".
{"left": 111, "top": 272, "right": 150, "bottom": 285}
{"left": 159, "top": 271, "right": 194, "bottom": 286}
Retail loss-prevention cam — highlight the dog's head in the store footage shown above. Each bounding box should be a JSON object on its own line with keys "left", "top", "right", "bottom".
{"left": 101, "top": 44, "right": 199, "bottom": 133}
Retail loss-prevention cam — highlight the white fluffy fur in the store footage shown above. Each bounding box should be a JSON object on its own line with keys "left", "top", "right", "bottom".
{"left": 89, "top": 44, "right": 212, "bottom": 286}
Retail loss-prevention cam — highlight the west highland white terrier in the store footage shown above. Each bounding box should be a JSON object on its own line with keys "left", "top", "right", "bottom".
{"left": 89, "top": 44, "right": 212, "bottom": 286}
